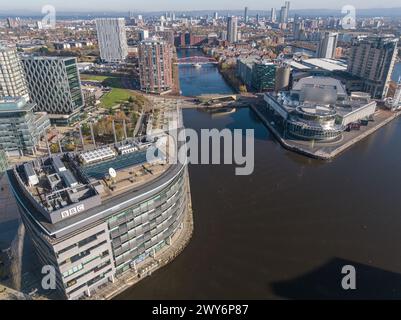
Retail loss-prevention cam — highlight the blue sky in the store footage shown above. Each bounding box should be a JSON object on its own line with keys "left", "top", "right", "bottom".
{"left": 2, "top": 0, "right": 400, "bottom": 12}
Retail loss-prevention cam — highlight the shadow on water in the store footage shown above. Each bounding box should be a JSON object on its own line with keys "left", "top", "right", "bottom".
{"left": 271, "top": 257, "right": 401, "bottom": 299}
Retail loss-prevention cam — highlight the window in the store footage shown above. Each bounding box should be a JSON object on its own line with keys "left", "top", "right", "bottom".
{"left": 57, "top": 244, "right": 76, "bottom": 256}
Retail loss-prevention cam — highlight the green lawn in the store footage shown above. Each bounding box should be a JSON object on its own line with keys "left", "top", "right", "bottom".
{"left": 101, "top": 88, "right": 137, "bottom": 108}
{"left": 80, "top": 74, "right": 136, "bottom": 108}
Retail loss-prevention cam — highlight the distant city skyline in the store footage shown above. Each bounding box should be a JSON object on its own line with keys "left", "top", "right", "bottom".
{"left": 1, "top": 0, "right": 401, "bottom": 12}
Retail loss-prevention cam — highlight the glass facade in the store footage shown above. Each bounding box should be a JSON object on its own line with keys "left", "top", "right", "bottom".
{"left": 21, "top": 56, "right": 85, "bottom": 123}
{"left": 65, "top": 59, "right": 84, "bottom": 110}
{"left": 108, "top": 169, "right": 187, "bottom": 275}
{"left": 237, "top": 58, "right": 277, "bottom": 92}
{"left": 9, "top": 144, "right": 190, "bottom": 299}
{"left": 0, "top": 98, "right": 50, "bottom": 155}
{"left": 287, "top": 121, "right": 343, "bottom": 141}
{"left": 252, "top": 63, "right": 277, "bottom": 92}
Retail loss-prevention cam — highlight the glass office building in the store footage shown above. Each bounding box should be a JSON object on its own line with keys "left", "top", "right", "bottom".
{"left": 237, "top": 57, "right": 277, "bottom": 92}
{"left": 21, "top": 56, "right": 84, "bottom": 126}
{"left": 0, "top": 96, "right": 50, "bottom": 156}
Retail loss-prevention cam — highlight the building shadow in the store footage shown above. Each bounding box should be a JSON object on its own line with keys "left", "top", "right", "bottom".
{"left": 271, "top": 258, "right": 401, "bottom": 299}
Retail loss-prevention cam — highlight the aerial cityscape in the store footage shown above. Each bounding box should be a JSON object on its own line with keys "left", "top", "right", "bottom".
{"left": 1, "top": 0, "right": 401, "bottom": 305}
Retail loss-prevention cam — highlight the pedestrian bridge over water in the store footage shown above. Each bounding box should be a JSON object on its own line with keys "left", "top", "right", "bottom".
{"left": 175, "top": 56, "right": 218, "bottom": 65}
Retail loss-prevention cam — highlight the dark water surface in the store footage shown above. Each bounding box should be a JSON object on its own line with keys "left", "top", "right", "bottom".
{"left": 177, "top": 48, "right": 234, "bottom": 96}
{"left": 116, "top": 50, "right": 401, "bottom": 299}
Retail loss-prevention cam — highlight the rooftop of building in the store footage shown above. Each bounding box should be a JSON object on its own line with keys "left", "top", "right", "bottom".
{"left": 0, "top": 44, "right": 17, "bottom": 51}
{"left": 9, "top": 138, "right": 177, "bottom": 238}
{"left": 237, "top": 56, "right": 276, "bottom": 67}
{"left": 288, "top": 60, "right": 311, "bottom": 71}
{"left": 292, "top": 76, "right": 348, "bottom": 97}
{"left": 302, "top": 58, "right": 348, "bottom": 72}
{"left": 140, "top": 37, "right": 169, "bottom": 45}
{"left": 353, "top": 35, "right": 399, "bottom": 45}
{"left": 20, "top": 55, "right": 77, "bottom": 61}
{"left": 0, "top": 96, "right": 34, "bottom": 112}
{"left": 8, "top": 98, "right": 184, "bottom": 239}
{"left": 267, "top": 76, "right": 375, "bottom": 116}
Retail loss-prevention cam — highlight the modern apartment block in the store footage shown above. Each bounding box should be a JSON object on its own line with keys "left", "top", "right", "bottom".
{"left": 138, "top": 39, "right": 173, "bottom": 94}
{"left": 0, "top": 45, "right": 29, "bottom": 99}
{"left": 316, "top": 32, "right": 338, "bottom": 59}
{"left": 21, "top": 56, "right": 84, "bottom": 126}
{"left": 95, "top": 18, "right": 128, "bottom": 63}
{"left": 0, "top": 96, "right": 50, "bottom": 156}
{"left": 227, "top": 17, "right": 238, "bottom": 43}
{"left": 347, "top": 36, "right": 399, "bottom": 99}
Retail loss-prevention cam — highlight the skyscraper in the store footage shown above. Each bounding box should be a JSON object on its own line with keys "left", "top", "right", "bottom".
{"left": 22, "top": 56, "right": 84, "bottom": 125}
{"left": 285, "top": 1, "right": 290, "bottom": 22}
{"left": 271, "top": 8, "right": 277, "bottom": 23}
{"left": 279, "top": 6, "right": 286, "bottom": 23}
{"left": 227, "top": 17, "right": 238, "bottom": 43}
{"left": 316, "top": 32, "right": 338, "bottom": 59}
{"left": 0, "top": 45, "right": 29, "bottom": 99}
{"left": 279, "top": 1, "right": 290, "bottom": 23}
{"left": 347, "top": 36, "right": 399, "bottom": 99}
{"left": 95, "top": 18, "right": 128, "bottom": 63}
{"left": 138, "top": 39, "right": 173, "bottom": 94}
{"left": 244, "top": 7, "right": 249, "bottom": 23}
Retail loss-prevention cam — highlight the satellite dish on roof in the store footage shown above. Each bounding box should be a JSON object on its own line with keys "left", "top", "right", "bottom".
{"left": 109, "top": 167, "right": 117, "bottom": 178}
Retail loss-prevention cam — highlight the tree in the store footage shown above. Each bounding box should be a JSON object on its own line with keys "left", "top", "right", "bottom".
{"left": 50, "top": 144, "right": 59, "bottom": 154}
{"left": 81, "top": 123, "right": 90, "bottom": 136}
{"left": 239, "top": 85, "right": 248, "bottom": 93}
{"left": 65, "top": 143, "right": 76, "bottom": 152}
{"left": 220, "top": 62, "right": 229, "bottom": 70}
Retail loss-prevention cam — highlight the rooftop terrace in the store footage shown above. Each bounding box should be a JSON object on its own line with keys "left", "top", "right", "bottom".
{"left": 13, "top": 138, "right": 168, "bottom": 226}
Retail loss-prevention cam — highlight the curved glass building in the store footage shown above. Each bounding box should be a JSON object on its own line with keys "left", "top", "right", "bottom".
{"left": 7, "top": 138, "right": 192, "bottom": 300}
{"left": 264, "top": 76, "right": 377, "bottom": 142}
{"left": 287, "top": 105, "right": 344, "bottom": 141}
